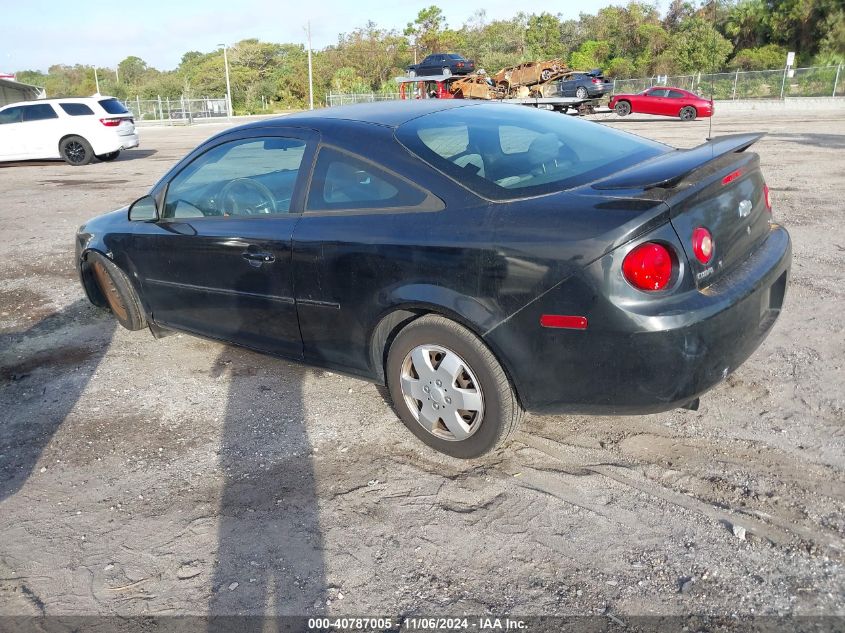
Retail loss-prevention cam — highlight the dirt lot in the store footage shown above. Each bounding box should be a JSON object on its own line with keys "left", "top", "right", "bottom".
{"left": 0, "top": 107, "right": 843, "bottom": 627}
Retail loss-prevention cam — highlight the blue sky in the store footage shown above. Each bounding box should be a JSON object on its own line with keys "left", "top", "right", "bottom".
{"left": 3, "top": 0, "right": 631, "bottom": 72}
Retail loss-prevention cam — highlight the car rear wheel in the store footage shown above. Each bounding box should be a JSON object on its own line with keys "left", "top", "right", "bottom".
{"left": 680, "top": 106, "right": 697, "bottom": 121}
{"left": 575, "top": 86, "right": 588, "bottom": 99}
{"left": 441, "top": 67, "right": 452, "bottom": 77}
{"left": 96, "top": 151, "right": 120, "bottom": 162}
{"left": 60, "top": 135, "right": 94, "bottom": 166}
{"left": 409, "top": 69, "right": 416, "bottom": 78}
{"left": 86, "top": 251, "right": 147, "bottom": 331}
{"left": 386, "top": 315, "right": 523, "bottom": 458}
{"left": 614, "top": 100, "right": 631, "bottom": 116}
{"left": 541, "top": 69, "right": 552, "bottom": 82}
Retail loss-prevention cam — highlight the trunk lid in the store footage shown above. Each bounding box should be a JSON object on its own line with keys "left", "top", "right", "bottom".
{"left": 590, "top": 133, "right": 770, "bottom": 288}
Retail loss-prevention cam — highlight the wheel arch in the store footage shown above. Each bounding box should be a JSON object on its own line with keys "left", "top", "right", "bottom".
{"left": 368, "top": 301, "right": 525, "bottom": 409}
{"left": 78, "top": 248, "right": 109, "bottom": 308}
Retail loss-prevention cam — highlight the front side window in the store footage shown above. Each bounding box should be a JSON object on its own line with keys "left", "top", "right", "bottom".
{"left": 0, "top": 107, "right": 22, "bottom": 125}
{"left": 60, "top": 103, "right": 95, "bottom": 116}
{"left": 163, "top": 137, "right": 307, "bottom": 219}
{"left": 306, "top": 146, "right": 440, "bottom": 212}
{"left": 22, "top": 104, "right": 58, "bottom": 122}
{"left": 396, "top": 104, "right": 667, "bottom": 200}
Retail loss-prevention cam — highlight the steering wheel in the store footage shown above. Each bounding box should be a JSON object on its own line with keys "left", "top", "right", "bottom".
{"left": 219, "top": 178, "right": 277, "bottom": 216}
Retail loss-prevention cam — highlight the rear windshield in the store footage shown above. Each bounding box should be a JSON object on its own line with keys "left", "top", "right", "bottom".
{"left": 98, "top": 98, "right": 129, "bottom": 114}
{"left": 395, "top": 104, "right": 667, "bottom": 200}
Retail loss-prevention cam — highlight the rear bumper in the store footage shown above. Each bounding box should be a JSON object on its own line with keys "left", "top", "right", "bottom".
{"left": 118, "top": 132, "right": 140, "bottom": 150}
{"left": 486, "top": 224, "right": 791, "bottom": 414}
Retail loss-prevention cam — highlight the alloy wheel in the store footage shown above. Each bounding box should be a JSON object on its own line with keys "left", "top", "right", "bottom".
{"left": 64, "top": 141, "right": 86, "bottom": 164}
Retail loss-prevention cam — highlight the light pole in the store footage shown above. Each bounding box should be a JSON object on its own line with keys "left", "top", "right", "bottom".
{"left": 305, "top": 22, "right": 314, "bottom": 110}
{"left": 218, "top": 43, "right": 233, "bottom": 119}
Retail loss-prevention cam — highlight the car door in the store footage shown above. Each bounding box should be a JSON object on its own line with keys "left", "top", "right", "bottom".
{"left": 0, "top": 106, "right": 25, "bottom": 159}
{"left": 292, "top": 142, "right": 444, "bottom": 374}
{"left": 20, "top": 103, "right": 61, "bottom": 158}
{"left": 560, "top": 74, "right": 579, "bottom": 97}
{"left": 128, "top": 128, "right": 317, "bottom": 358}
{"left": 640, "top": 88, "right": 668, "bottom": 115}
{"left": 666, "top": 89, "right": 687, "bottom": 116}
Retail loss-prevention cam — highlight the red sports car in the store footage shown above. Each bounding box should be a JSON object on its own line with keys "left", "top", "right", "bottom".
{"left": 610, "top": 87, "right": 714, "bottom": 120}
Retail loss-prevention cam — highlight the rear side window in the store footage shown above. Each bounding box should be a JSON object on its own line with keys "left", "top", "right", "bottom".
{"left": 98, "top": 98, "right": 129, "bottom": 114}
{"left": 667, "top": 90, "right": 686, "bottom": 98}
{"left": 306, "top": 147, "right": 439, "bottom": 212}
{"left": 396, "top": 104, "right": 667, "bottom": 200}
{"left": 22, "top": 104, "right": 58, "bottom": 121}
{"left": 647, "top": 88, "right": 669, "bottom": 97}
{"left": 60, "top": 102, "right": 95, "bottom": 116}
{"left": 0, "top": 107, "right": 22, "bottom": 125}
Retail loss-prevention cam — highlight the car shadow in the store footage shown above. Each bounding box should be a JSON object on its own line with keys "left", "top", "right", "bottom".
{"left": 207, "top": 272, "right": 325, "bottom": 629}
{"left": 0, "top": 299, "right": 117, "bottom": 501}
{"left": 766, "top": 132, "right": 845, "bottom": 150}
{"left": 0, "top": 149, "right": 157, "bottom": 168}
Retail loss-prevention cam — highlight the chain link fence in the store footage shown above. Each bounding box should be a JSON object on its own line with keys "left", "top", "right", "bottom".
{"left": 612, "top": 65, "right": 843, "bottom": 99}
{"left": 121, "top": 97, "right": 230, "bottom": 124}
{"left": 325, "top": 93, "right": 400, "bottom": 107}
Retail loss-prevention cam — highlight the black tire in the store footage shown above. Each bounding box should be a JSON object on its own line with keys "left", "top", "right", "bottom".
{"left": 680, "top": 106, "right": 697, "bottom": 121}
{"left": 575, "top": 86, "right": 588, "bottom": 99}
{"left": 59, "top": 135, "right": 94, "bottom": 166}
{"left": 86, "top": 251, "right": 147, "bottom": 331}
{"left": 386, "top": 315, "right": 523, "bottom": 458}
{"left": 615, "top": 100, "right": 631, "bottom": 116}
{"left": 96, "top": 151, "right": 120, "bottom": 162}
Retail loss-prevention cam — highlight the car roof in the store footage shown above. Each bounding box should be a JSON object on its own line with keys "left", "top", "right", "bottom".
{"left": 239, "top": 99, "right": 484, "bottom": 130}
{"left": 0, "top": 95, "right": 117, "bottom": 109}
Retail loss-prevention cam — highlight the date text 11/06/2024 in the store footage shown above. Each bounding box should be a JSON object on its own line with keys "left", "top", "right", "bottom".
{"left": 307, "top": 617, "right": 528, "bottom": 631}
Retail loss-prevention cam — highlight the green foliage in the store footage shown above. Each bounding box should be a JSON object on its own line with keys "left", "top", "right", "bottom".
{"left": 729, "top": 44, "right": 788, "bottom": 70}
{"left": 13, "top": 1, "right": 845, "bottom": 109}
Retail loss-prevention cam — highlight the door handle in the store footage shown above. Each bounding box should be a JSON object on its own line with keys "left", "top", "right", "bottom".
{"left": 242, "top": 251, "right": 275, "bottom": 264}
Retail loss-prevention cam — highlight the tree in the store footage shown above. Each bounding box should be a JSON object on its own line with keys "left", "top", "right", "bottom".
{"left": 728, "top": 44, "right": 787, "bottom": 70}
{"left": 404, "top": 6, "right": 447, "bottom": 55}
{"left": 525, "top": 13, "right": 565, "bottom": 59}
{"left": 666, "top": 17, "right": 732, "bottom": 73}
{"left": 117, "top": 56, "right": 148, "bottom": 85}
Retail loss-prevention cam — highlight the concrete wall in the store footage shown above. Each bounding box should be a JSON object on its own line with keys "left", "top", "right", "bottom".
{"left": 714, "top": 97, "right": 845, "bottom": 112}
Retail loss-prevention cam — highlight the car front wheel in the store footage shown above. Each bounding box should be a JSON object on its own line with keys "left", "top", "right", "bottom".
{"left": 386, "top": 315, "right": 523, "bottom": 458}
{"left": 86, "top": 251, "right": 147, "bottom": 331}
{"left": 680, "top": 106, "right": 697, "bottom": 121}
{"left": 614, "top": 100, "right": 631, "bottom": 116}
{"left": 60, "top": 135, "right": 94, "bottom": 166}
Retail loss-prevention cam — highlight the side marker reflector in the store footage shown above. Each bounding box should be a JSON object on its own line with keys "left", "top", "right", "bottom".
{"left": 540, "top": 315, "right": 588, "bottom": 330}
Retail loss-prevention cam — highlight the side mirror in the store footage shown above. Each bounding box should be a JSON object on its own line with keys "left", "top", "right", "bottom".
{"left": 128, "top": 195, "right": 158, "bottom": 221}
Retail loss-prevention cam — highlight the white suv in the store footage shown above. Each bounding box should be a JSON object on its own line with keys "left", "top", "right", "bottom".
{"left": 0, "top": 96, "right": 140, "bottom": 165}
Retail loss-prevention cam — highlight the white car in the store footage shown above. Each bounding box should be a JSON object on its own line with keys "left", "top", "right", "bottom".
{"left": 0, "top": 96, "right": 140, "bottom": 165}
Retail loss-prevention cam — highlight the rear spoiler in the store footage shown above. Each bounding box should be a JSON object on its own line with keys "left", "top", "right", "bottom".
{"left": 592, "top": 133, "right": 764, "bottom": 191}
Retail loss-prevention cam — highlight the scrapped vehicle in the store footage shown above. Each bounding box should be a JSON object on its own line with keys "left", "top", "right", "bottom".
{"left": 610, "top": 87, "right": 714, "bottom": 120}
{"left": 555, "top": 69, "right": 613, "bottom": 99}
{"left": 493, "top": 59, "right": 567, "bottom": 88}
{"left": 0, "top": 96, "right": 138, "bottom": 165}
{"left": 407, "top": 53, "right": 475, "bottom": 78}
{"left": 449, "top": 73, "right": 500, "bottom": 100}
{"left": 77, "top": 101, "right": 790, "bottom": 458}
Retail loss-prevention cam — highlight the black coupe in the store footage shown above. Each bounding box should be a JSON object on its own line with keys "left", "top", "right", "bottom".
{"left": 407, "top": 53, "right": 475, "bottom": 78}
{"left": 76, "top": 101, "right": 790, "bottom": 458}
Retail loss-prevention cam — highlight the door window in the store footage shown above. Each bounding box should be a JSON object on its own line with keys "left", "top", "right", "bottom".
{"left": 163, "top": 137, "right": 307, "bottom": 219}
{"left": 60, "top": 103, "right": 95, "bottom": 116}
{"left": 0, "top": 107, "right": 23, "bottom": 125}
{"left": 22, "top": 104, "right": 58, "bottom": 122}
{"left": 667, "top": 90, "right": 686, "bottom": 98}
{"left": 646, "top": 88, "right": 669, "bottom": 97}
{"left": 306, "top": 146, "right": 439, "bottom": 212}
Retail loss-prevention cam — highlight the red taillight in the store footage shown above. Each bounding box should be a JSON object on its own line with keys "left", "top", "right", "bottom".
{"left": 622, "top": 242, "right": 674, "bottom": 291}
{"left": 100, "top": 118, "right": 122, "bottom": 127}
{"left": 457, "top": 62, "right": 464, "bottom": 67}
{"left": 763, "top": 183, "right": 772, "bottom": 213}
{"left": 692, "top": 227, "right": 714, "bottom": 264}
{"left": 592, "top": 78, "right": 601, "bottom": 84}
{"left": 722, "top": 169, "right": 742, "bottom": 185}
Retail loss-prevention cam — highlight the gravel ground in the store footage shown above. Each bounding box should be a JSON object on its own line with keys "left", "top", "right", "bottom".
{"left": 0, "top": 108, "right": 843, "bottom": 627}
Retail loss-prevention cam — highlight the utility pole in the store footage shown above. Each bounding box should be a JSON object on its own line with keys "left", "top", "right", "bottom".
{"left": 219, "top": 43, "right": 233, "bottom": 119}
{"left": 306, "top": 22, "right": 314, "bottom": 110}
{"left": 94, "top": 68, "right": 100, "bottom": 95}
